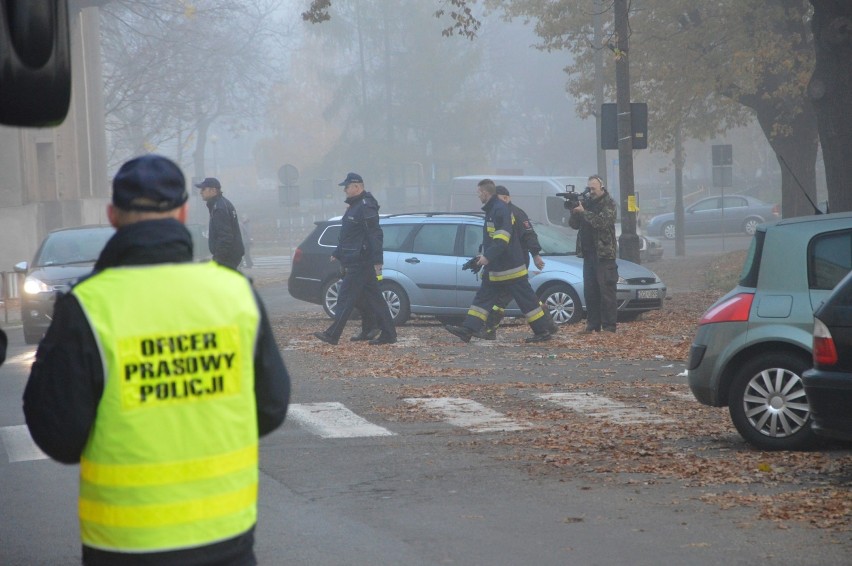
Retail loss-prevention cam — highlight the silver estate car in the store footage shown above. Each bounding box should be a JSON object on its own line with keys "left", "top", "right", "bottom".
{"left": 687, "top": 211, "right": 852, "bottom": 450}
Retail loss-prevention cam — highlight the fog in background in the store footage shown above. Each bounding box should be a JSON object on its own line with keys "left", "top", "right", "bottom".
{"left": 95, "top": 1, "right": 793, "bottom": 255}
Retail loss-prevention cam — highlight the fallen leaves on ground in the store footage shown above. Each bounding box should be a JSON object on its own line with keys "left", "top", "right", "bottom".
{"left": 271, "top": 291, "right": 852, "bottom": 532}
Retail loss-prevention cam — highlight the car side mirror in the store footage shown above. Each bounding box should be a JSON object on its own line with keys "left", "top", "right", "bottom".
{"left": 0, "top": 1, "right": 72, "bottom": 127}
{"left": 14, "top": 261, "right": 28, "bottom": 273}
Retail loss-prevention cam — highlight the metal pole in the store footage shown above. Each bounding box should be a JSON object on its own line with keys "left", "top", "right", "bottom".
{"left": 614, "top": 0, "right": 640, "bottom": 263}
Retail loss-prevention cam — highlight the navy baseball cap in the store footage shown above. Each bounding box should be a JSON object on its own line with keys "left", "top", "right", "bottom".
{"left": 112, "top": 155, "right": 188, "bottom": 212}
{"left": 194, "top": 177, "right": 221, "bottom": 190}
{"left": 338, "top": 172, "right": 363, "bottom": 186}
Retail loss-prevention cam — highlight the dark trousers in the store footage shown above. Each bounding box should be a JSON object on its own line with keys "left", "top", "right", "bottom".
{"left": 463, "top": 275, "right": 551, "bottom": 334}
{"left": 583, "top": 256, "right": 618, "bottom": 332}
{"left": 325, "top": 264, "right": 395, "bottom": 340}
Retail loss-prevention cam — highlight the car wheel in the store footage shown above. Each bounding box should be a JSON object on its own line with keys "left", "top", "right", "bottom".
{"left": 662, "top": 221, "right": 676, "bottom": 240}
{"left": 538, "top": 283, "right": 582, "bottom": 325}
{"left": 23, "top": 326, "right": 42, "bottom": 345}
{"left": 743, "top": 217, "right": 761, "bottom": 236}
{"left": 381, "top": 281, "right": 410, "bottom": 325}
{"left": 322, "top": 278, "right": 342, "bottom": 319}
{"left": 727, "top": 351, "right": 815, "bottom": 451}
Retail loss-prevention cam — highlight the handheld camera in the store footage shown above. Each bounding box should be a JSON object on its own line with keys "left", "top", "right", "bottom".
{"left": 555, "top": 184, "right": 591, "bottom": 210}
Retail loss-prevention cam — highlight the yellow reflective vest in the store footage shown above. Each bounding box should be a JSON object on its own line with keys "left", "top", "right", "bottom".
{"left": 72, "top": 262, "right": 260, "bottom": 553}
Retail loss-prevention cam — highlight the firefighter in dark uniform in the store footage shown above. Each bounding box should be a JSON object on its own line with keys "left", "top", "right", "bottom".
{"left": 479, "top": 185, "right": 555, "bottom": 340}
{"left": 444, "top": 179, "right": 555, "bottom": 343}
{"left": 314, "top": 172, "right": 396, "bottom": 345}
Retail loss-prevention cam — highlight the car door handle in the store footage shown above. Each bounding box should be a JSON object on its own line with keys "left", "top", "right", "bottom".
{"left": 405, "top": 257, "right": 420, "bottom": 264}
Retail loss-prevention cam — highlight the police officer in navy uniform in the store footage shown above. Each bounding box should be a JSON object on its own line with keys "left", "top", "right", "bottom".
{"left": 314, "top": 172, "right": 396, "bottom": 346}
{"left": 197, "top": 176, "right": 245, "bottom": 269}
{"left": 24, "top": 155, "right": 290, "bottom": 565}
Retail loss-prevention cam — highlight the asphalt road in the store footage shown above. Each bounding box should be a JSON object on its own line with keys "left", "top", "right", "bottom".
{"left": 1, "top": 273, "right": 849, "bottom": 565}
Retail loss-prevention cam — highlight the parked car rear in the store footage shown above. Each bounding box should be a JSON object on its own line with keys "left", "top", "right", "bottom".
{"left": 687, "top": 211, "right": 852, "bottom": 450}
{"left": 802, "top": 270, "right": 852, "bottom": 441}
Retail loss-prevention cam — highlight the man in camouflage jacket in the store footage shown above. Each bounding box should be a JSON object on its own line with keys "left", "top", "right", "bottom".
{"left": 568, "top": 174, "right": 619, "bottom": 333}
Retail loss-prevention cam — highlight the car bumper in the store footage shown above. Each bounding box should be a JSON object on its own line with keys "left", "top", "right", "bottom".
{"left": 21, "top": 292, "right": 56, "bottom": 336}
{"left": 617, "top": 285, "right": 667, "bottom": 312}
{"left": 687, "top": 321, "right": 749, "bottom": 407}
{"left": 802, "top": 368, "right": 852, "bottom": 441}
{"left": 287, "top": 274, "right": 323, "bottom": 305}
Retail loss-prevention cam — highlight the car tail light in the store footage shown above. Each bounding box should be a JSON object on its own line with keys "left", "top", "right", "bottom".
{"left": 771, "top": 204, "right": 781, "bottom": 217}
{"left": 812, "top": 317, "right": 838, "bottom": 367}
{"left": 292, "top": 247, "right": 303, "bottom": 264}
{"left": 698, "top": 293, "right": 754, "bottom": 325}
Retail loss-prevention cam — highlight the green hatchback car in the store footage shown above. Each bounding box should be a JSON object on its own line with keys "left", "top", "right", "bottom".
{"left": 687, "top": 211, "right": 852, "bottom": 450}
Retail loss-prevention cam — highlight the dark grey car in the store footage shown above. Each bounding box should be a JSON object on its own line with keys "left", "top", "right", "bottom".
{"left": 646, "top": 194, "right": 780, "bottom": 240}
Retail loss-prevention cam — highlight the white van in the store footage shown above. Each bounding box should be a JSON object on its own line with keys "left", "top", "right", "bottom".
{"left": 447, "top": 175, "right": 597, "bottom": 228}
{"left": 446, "top": 175, "right": 662, "bottom": 262}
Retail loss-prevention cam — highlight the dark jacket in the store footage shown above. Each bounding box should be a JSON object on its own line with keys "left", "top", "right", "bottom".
{"left": 482, "top": 195, "right": 528, "bottom": 281}
{"left": 206, "top": 193, "right": 245, "bottom": 268}
{"left": 23, "top": 218, "right": 290, "bottom": 566}
{"left": 332, "top": 190, "right": 383, "bottom": 267}
{"left": 508, "top": 202, "right": 542, "bottom": 260}
{"left": 568, "top": 190, "right": 618, "bottom": 260}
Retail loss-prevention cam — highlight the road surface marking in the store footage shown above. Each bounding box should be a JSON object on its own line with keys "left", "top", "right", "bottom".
{"left": 288, "top": 402, "right": 396, "bottom": 438}
{"left": 0, "top": 425, "right": 48, "bottom": 463}
{"left": 4, "top": 351, "right": 35, "bottom": 367}
{"left": 537, "top": 392, "right": 673, "bottom": 424}
{"left": 404, "top": 397, "right": 530, "bottom": 432}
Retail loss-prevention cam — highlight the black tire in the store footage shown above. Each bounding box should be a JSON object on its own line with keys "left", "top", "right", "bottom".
{"left": 727, "top": 351, "right": 815, "bottom": 451}
{"left": 743, "top": 217, "right": 762, "bottom": 236}
{"left": 381, "top": 281, "right": 410, "bottom": 325}
{"left": 662, "top": 221, "right": 676, "bottom": 240}
{"left": 321, "top": 278, "right": 342, "bottom": 319}
{"left": 538, "top": 283, "right": 583, "bottom": 325}
{"left": 23, "top": 326, "right": 42, "bottom": 345}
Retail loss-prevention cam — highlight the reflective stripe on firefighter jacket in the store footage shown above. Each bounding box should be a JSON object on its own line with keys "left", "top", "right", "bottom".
{"left": 481, "top": 195, "right": 529, "bottom": 282}
{"left": 72, "top": 261, "right": 260, "bottom": 553}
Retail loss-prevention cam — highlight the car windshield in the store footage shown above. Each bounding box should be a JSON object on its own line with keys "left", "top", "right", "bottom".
{"left": 532, "top": 223, "right": 577, "bottom": 255}
{"left": 34, "top": 228, "right": 114, "bottom": 267}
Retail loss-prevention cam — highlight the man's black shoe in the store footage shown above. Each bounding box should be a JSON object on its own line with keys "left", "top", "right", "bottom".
{"left": 444, "top": 325, "right": 472, "bottom": 343}
{"left": 369, "top": 334, "right": 397, "bottom": 345}
{"left": 524, "top": 332, "right": 553, "bottom": 343}
{"left": 313, "top": 331, "right": 339, "bottom": 345}
{"left": 472, "top": 329, "right": 496, "bottom": 341}
{"left": 351, "top": 328, "right": 381, "bottom": 342}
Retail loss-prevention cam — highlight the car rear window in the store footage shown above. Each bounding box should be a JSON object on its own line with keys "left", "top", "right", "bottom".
{"left": 738, "top": 230, "right": 765, "bottom": 288}
{"left": 382, "top": 224, "right": 416, "bottom": 251}
{"left": 809, "top": 229, "right": 852, "bottom": 290}
{"left": 318, "top": 225, "right": 341, "bottom": 246}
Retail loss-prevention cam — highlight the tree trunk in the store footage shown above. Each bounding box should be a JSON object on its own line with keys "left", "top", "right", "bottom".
{"left": 809, "top": 1, "right": 852, "bottom": 212}
{"left": 753, "top": 103, "right": 820, "bottom": 218}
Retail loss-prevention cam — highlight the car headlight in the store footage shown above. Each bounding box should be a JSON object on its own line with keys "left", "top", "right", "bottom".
{"left": 618, "top": 276, "right": 627, "bottom": 285}
{"left": 23, "top": 276, "right": 52, "bottom": 295}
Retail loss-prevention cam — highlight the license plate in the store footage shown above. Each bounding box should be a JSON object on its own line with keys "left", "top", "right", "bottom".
{"left": 638, "top": 289, "right": 658, "bottom": 299}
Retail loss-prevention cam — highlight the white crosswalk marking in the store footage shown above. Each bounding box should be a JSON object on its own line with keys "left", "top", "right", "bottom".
{"left": 4, "top": 351, "right": 35, "bottom": 367}
{"left": 404, "top": 397, "right": 530, "bottom": 433}
{"left": 0, "top": 425, "right": 47, "bottom": 462}
{"left": 287, "top": 402, "right": 396, "bottom": 438}
{"left": 537, "top": 392, "right": 673, "bottom": 424}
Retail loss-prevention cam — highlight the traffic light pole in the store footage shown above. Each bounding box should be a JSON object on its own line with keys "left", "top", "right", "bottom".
{"left": 614, "top": 0, "right": 640, "bottom": 264}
